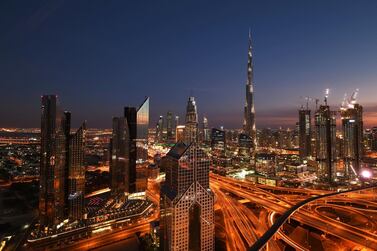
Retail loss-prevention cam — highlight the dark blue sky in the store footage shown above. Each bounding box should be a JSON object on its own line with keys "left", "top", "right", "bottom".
{"left": 1, "top": 0, "right": 377, "bottom": 128}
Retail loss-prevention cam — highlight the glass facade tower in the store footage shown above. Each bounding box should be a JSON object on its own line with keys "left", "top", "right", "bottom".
{"left": 136, "top": 97, "right": 149, "bottom": 163}
{"left": 315, "top": 104, "right": 336, "bottom": 182}
{"left": 110, "top": 117, "right": 130, "bottom": 196}
{"left": 68, "top": 122, "right": 86, "bottom": 221}
{"left": 341, "top": 103, "right": 363, "bottom": 178}
{"left": 39, "top": 95, "right": 69, "bottom": 227}
{"left": 299, "top": 107, "right": 312, "bottom": 159}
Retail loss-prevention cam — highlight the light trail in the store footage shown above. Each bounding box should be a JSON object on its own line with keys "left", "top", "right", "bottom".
{"left": 210, "top": 173, "right": 377, "bottom": 250}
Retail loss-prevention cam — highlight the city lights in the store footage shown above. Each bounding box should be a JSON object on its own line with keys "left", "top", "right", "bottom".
{"left": 1, "top": 2, "right": 377, "bottom": 251}
{"left": 361, "top": 169, "right": 372, "bottom": 179}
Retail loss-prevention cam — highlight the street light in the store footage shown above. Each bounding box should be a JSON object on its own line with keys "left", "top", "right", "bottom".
{"left": 360, "top": 169, "right": 372, "bottom": 179}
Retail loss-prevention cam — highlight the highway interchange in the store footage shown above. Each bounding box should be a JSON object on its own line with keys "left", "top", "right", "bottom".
{"left": 210, "top": 173, "right": 377, "bottom": 251}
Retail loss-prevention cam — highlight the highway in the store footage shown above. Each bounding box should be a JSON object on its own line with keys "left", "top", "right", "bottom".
{"left": 211, "top": 182, "right": 259, "bottom": 251}
{"left": 210, "top": 173, "right": 377, "bottom": 250}
{"left": 62, "top": 222, "right": 150, "bottom": 251}
{"left": 27, "top": 206, "right": 156, "bottom": 250}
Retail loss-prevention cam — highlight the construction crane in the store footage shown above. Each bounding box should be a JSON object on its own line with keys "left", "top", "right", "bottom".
{"left": 349, "top": 88, "right": 359, "bottom": 105}
{"left": 300, "top": 96, "right": 317, "bottom": 110}
{"left": 341, "top": 89, "right": 359, "bottom": 110}
{"left": 324, "top": 88, "right": 330, "bottom": 105}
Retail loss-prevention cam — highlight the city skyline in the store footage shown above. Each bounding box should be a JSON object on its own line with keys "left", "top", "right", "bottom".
{"left": 2, "top": 2, "right": 377, "bottom": 251}
{"left": 1, "top": 1, "right": 377, "bottom": 128}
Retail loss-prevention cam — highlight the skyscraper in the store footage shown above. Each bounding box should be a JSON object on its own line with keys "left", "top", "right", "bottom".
{"left": 340, "top": 92, "right": 363, "bottom": 178}
{"left": 299, "top": 106, "right": 312, "bottom": 159}
{"left": 315, "top": 100, "right": 336, "bottom": 183}
{"left": 110, "top": 98, "right": 149, "bottom": 196}
{"left": 166, "top": 111, "right": 173, "bottom": 141}
{"left": 202, "top": 116, "right": 210, "bottom": 143}
{"left": 184, "top": 97, "right": 198, "bottom": 144}
{"left": 136, "top": 97, "right": 149, "bottom": 163}
{"left": 110, "top": 117, "right": 129, "bottom": 197}
{"left": 211, "top": 128, "right": 226, "bottom": 155}
{"left": 243, "top": 30, "right": 257, "bottom": 149}
{"left": 160, "top": 97, "right": 214, "bottom": 251}
{"left": 124, "top": 106, "right": 137, "bottom": 193}
{"left": 63, "top": 111, "right": 71, "bottom": 218}
{"left": 238, "top": 133, "right": 253, "bottom": 156}
{"left": 175, "top": 125, "right": 185, "bottom": 143}
{"left": 68, "top": 122, "right": 86, "bottom": 221}
{"left": 156, "top": 115, "right": 164, "bottom": 142}
{"left": 39, "top": 95, "right": 69, "bottom": 227}
{"left": 175, "top": 115, "right": 179, "bottom": 130}
{"left": 372, "top": 127, "right": 377, "bottom": 151}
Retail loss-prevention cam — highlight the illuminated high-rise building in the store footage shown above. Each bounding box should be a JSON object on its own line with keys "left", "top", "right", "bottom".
{"left": 202, "top": 116, "right": 210, "bottom": 143}
{"left": 211, "top": 128, "right": 225, "bottom": 154}
{"left": 39, "top": 95, "right": 69, "bottom": 227}
{"left": 184, "top": 97, "right": 198, "bottom": 144}
{"left": 243, "top": 30, "right": 257, "bottom": 149}
{"left": 340, "top": 92, "right": 363, "bottom": 178}
{"left": 315, "top": 98, "right": 336, "bottom": 183}
{"left": 63, "top": 111, "right": 71, "bottom": 218}
{"left": 156, "top": 115, "right": 164, "bottom": 142}
{"left": 299, "top": 106, "right": 312, "bottom": 159}
{"left": 175, "top": 115, "right": 179, "bottom": 130}
{"left": 175, "top": 125, "right": 185, "bottom": 142}
{"left": 68, "top": 122, "right": 86, "bottom": 221}
{"left": 166, "top": 111, "right": 173, "bottom": 141}
{"left": 372, "top": 127, "right": 377, "bottom": 151}
{"left": 160, "top": 97, "right": 214, "bottom": 251}
{"left": 238, "top": 133, "right": 253, "bottom": 156}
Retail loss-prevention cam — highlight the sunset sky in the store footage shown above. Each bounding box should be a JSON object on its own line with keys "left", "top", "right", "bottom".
{"left": 1, "top": 1, "right": 377, "bottom": 128}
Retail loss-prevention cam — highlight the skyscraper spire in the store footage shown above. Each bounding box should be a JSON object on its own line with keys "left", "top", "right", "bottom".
{"left": 247, "top": 28, "right": 253, "bottom": 85}
{"left": 244, "top": 29, "right": 257, "bottom": 149}
{"left": 184, "top": 96, "right": 198, "bottom": 144}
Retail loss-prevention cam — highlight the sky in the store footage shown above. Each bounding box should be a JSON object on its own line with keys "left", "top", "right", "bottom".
{"left": 1, "top": 0, "right": 377, "bottom": 129}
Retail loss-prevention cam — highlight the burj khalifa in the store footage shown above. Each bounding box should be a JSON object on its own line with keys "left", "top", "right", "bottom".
{"left": 243, "top": 30, "right": 257, "bottom": 148}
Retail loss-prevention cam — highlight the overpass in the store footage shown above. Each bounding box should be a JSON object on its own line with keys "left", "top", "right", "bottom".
{"left": 249, "top": 185, "right": 377, "bottom": 251}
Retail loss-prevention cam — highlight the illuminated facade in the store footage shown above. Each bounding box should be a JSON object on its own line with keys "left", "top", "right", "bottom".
{"left": 160, "top": 97, "right": 214, "bottom": 251}
{"left": 184, "top": 97, "right": 198, "bottom": 144}
{"left": 39, "top": 95, "right": 69, "bottom": 227}
{"left": 166, "top": 111, "right": 173, "bottom": 141}
{"left": 202, "top": 116, "right": 210, "bottom": 143}
{"left": 156, "top": 115, "right": 164, "bottom": 142}
{"left": 175, "top": 116, "right": 179, "bottom": 132}
{"left": 136, "top": 97, "right": 149, "bottom": 163}
{"left": 160, "top": 143, "right": 214, "bottom": 251}
{"left": 341, "top": 103, "right": 363, "bottom": 177}
{"left": 299, "top": 107, "right": 312, "bottom": 159}
{"left": 238, "top": 133, "right": 253, "bottom": 156}
{"left": 68, "top": 122, "right": 86, "bottom": 221}
{"left": 315, "top": 104, "right": 336, "bottom": 182}
{"left": 176, "top": 125, "right": 185, "bottom": 142}
{"left": 372, "top": 127, "right": 377, "bottom": 151}
{"left": 243, "top": 30, "right": 257, "bottom": 149}
{"left": 211, "top": 128, "right": 225, "bottom": 155}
